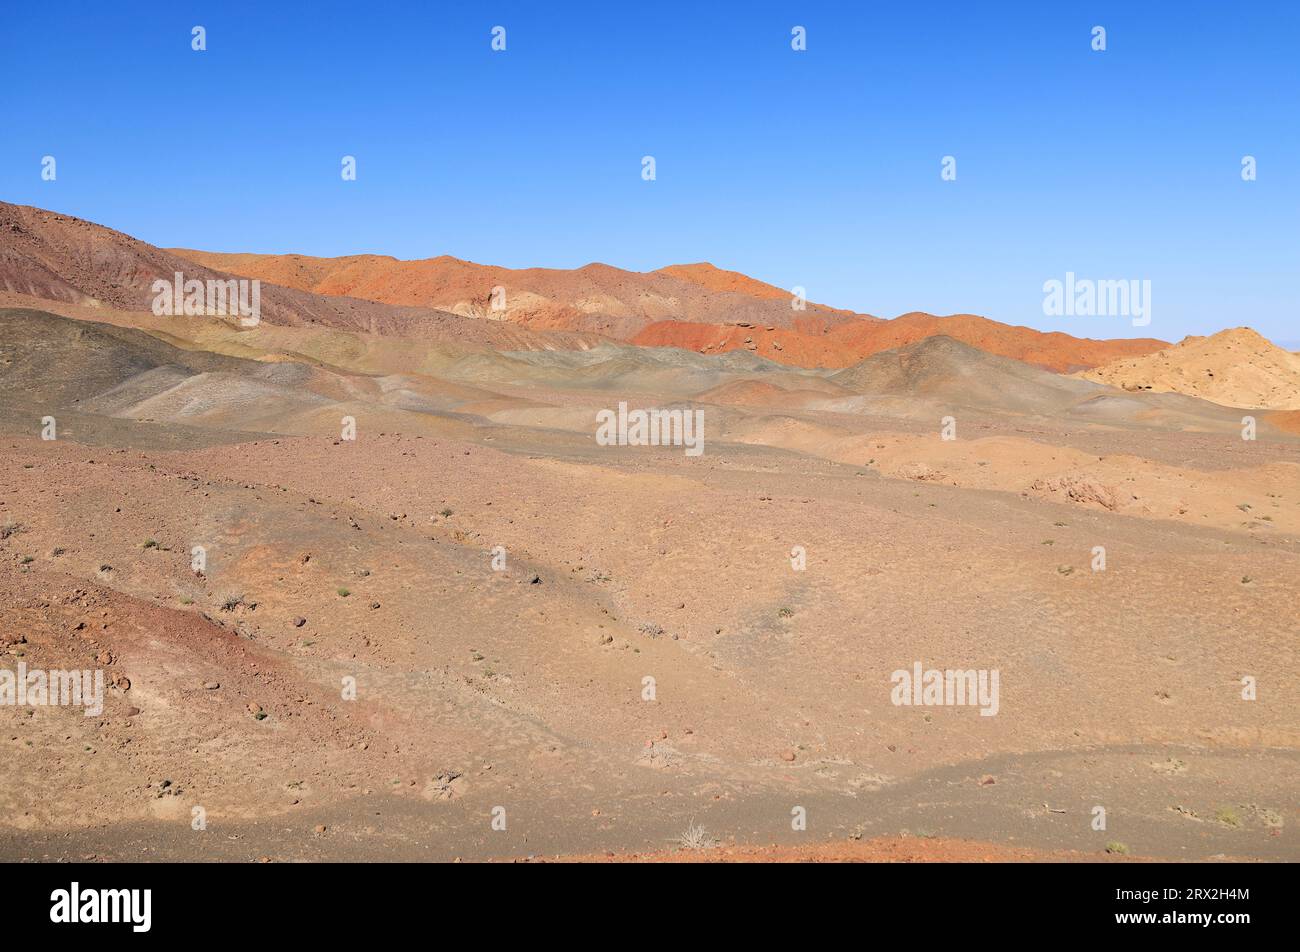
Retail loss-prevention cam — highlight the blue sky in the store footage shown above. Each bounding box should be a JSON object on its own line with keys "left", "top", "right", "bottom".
{"left": 2, "top": 1, "right": 1297, "bottom": 344}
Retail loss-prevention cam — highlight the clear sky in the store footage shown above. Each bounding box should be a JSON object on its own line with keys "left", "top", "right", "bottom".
{"left": 2, "top": 1, "right": 1297, "bottom": 344}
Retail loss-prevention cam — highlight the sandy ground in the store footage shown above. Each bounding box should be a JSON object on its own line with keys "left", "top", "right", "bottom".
{"left": 0, "top": 297, "right": 1296, "bottom": 863}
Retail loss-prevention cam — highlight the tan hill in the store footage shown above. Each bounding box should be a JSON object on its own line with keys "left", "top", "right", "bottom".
{"left": 1079, "top": 327, "right": 1300, "bottom": 409}
{"left": 829, "top": 335, "right": 1109, "bottom": 413}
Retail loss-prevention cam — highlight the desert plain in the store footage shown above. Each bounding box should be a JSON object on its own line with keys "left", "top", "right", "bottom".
{"left": 0, "top": 201, "right": 1296, "bottom": 862}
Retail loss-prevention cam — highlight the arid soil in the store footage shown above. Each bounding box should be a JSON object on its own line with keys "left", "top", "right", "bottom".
{"left": 0, "top": 205, "right": 1295, "bottom": 863}
{"left": 543, "top": 836, "right": 1126, "bottom": 863}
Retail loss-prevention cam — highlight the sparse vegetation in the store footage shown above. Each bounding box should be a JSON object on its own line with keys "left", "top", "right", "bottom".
{"left": 1105, "top": 841, "right": 1130, "bottom": 855}
{"left": 20, "top": 555, "right": 34, "bottom": 564}
{"left": 142, "top": 539, "right": 158, "bottom": 549}
{"left": 0, "top": 521, "right": 25, "bottom": 540}
{"left": 1215, "top": 806, "right": 1241, "bottom": 828}
{"left": 219, "top": 593, "right": 245, "bottom": 612}
{"left": 337, "top": 587, "right": 351, "bottom": 598}
{"left": 439, "top": 508, "right": 454, "bottom": 518}
{"left": 675, "top": 820, "right": 718, "bottom": 851}
{"left": 778, "top": 607, "right": 794, "bottom": 618}
{"left": 51, "top": 547, "right": 65, "bottom": 557}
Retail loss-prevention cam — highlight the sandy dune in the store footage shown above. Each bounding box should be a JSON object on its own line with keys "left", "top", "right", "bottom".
{"left": 1080, "top": 328, "right": 1300, "bottom": 410}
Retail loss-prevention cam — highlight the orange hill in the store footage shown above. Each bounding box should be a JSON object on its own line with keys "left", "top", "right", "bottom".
{"left": 171, "top": 248, "right": 1167, "bottom": 372}
{"left": 655, "top": 262, "right": 855, "bottom": 315}
{"left": 633, "top": 312, "right": 1165, "bottom": 372}
{"left": 168, "top": 249, "right": 864, "bottom": 342}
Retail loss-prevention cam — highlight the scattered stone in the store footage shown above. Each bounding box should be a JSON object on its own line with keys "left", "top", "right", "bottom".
{"left": 292, "top": 616, "right": 307, "bottom": 628}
